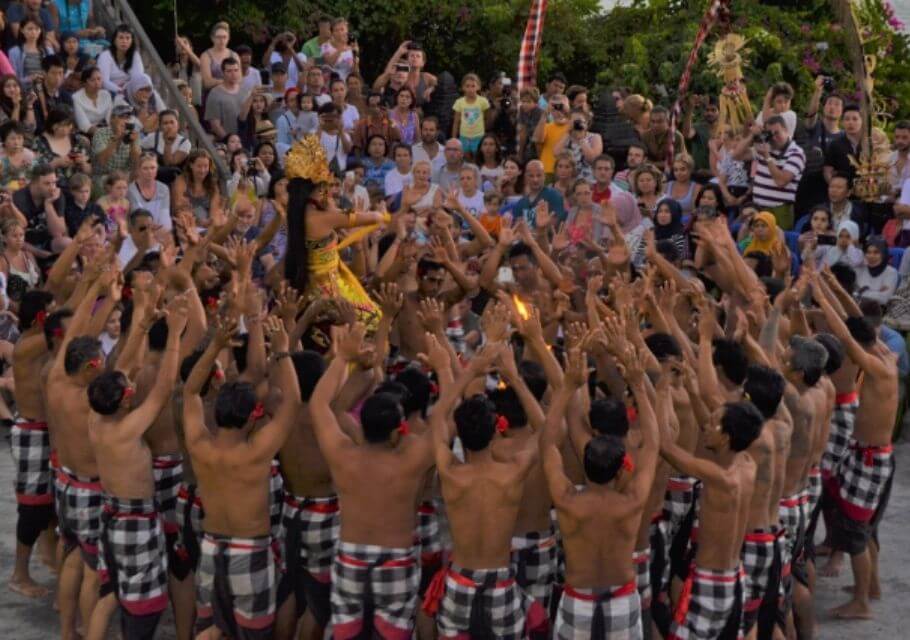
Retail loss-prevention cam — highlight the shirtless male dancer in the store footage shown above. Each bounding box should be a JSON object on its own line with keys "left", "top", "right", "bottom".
{"left": 309, "top": 323, "right": 435, "bottom": 640}
{"left": 184, "top": 316, "right": 301, "bottom": 639}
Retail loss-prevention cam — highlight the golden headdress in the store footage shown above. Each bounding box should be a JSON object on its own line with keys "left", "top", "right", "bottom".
{"left": 285, "top": 135, "right": 335, "bottom": 184}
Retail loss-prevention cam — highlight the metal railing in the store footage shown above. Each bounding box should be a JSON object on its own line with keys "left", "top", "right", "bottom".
{"left": 92, "top": 0, "right": 230, "bottom": 187}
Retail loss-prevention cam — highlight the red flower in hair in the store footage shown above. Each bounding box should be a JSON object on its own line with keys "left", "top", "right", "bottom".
{"left": 626, "top": 406, "right": 638, "bottom": 423}
{"left": 122, "top": 386, "right": 135, "bottom": 399}
{"left": 399, "top": 420, "right": 410, "bottom": 436}
{"left": 496, "top": 415, "right": 509, "bottom": 434}
{"left": 428, "top": 382, "right": 439, "bottom": 395}
{"left": 622, "top": 453, "right": 635, "bottom": 473}
{"left": 211, "top": 368, "right": 225, "bottom": 382}
{"left": 35, "top": 310, "right": 47, "bottom": 328}
{"left": 250, "top": 402, "right": 265, "bottom": 421}
{"left": 52, "top": 327, "right": 64, "bottom": 338}
{"left": 87, "top": 357, "right": 102, "bottom": 369}
{"left": 206, "top": 296, "right": 218, "bottom": 310}
{"left": 121, "top": 286, "right": 133, "bottom": 300}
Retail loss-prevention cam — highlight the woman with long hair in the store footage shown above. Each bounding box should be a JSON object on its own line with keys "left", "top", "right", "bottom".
{"left": 284, "top": 136, "right": 387, "bottom": 332}
{"left": 476, "top": 134, "right": 503, "bottom": 191}
{"left": 171, "top": 149, "right": 223, "bottom": 226}
{"left": 7, "top": 17, "right": 53, "bottom": 86}
{"left": 389, "top": 87, "right": 419, "bottom": 146}
{"left": 0, "top": 75, "right": 36, "bottom": 131}
{"left": 33, "top": 108, "right": 91, "bottom": 190}
{"left": 96, "top": 24, "right": 144, "bottom": 95}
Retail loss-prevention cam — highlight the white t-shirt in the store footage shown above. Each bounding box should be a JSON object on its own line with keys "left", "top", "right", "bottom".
{"left": 240, "top": 67, "right": 262, "bottom": 94}
{"left": 458, "top": 190, "right": 484, "bottom": 217}
{"left": 412, "top": 142, "right": 446, "bottom": 175}
{"left": 755, "top": 109, "right": 798, "bottom": 138}
{"left": 268, "top": 51, "right": 307, "bottom": 88}
{"left": 384, "top": 168, "right": 413, "bottom": 197}
{"left": 319, "top": 131, "right": 348, "bottom": 172}
{"left": 340, "top": 104, "right": 360, "bottom": 133}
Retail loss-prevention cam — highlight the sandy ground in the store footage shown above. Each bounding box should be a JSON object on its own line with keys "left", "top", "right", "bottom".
{"left": 0, "top": 431, "right": 904, "bottom": 638}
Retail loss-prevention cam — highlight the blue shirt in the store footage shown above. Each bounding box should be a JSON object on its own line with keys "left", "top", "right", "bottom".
{"left": 514, "top": 187, "right": 566, "bottom": 227}
{"left": 362, "top": 159, "right": 394, "bottom": 192}
{"left": 880, "top": 326, "right": 910, "bottom": 377}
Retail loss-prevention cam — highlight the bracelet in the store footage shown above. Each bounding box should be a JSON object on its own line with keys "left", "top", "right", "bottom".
{"left": 271, "top": 351, "right": 291, "bottom": 362}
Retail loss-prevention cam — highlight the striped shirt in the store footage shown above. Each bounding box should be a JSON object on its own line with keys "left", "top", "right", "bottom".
{"left": 752, "top": 141, "right": 805, "bottom": 207}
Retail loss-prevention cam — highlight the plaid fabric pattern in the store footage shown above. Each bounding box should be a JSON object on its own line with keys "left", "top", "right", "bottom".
{"left": 97, "top": 496, "right": 169, "bottom": 616}
{"left": 820, "top": 394, "right": 859, "bottom": 479}
{"left": 830, "top": 440, "right": 895, "bottom": 523}
{"left": 807, "top": 467, "right": 823, "bottom": 517}
{"left": 416, "top": 499, "right": 443, "bottom": 563}
{"left": 554, "top": 582, "right": 643, "bottom": 639}
{"left": 661, "top": 476, "right": 699, "bottom": 546}
{"left": 516, "top": 0, "right": 549, "bottom": 94}
{"left": 152, "top": 454, "right": 183, "bottom": 535}
{"left": 436, "top": 564, "right": 534, "bottom": 640}
{"left": 633, "top": 548, "right": 651, "bottom": 609}
{"left": 741, "top": 530, "right": 775, "bottom": 636}
{"left": 280, "top": 493, "right": 339, "bottom": 582}
{"left": 331, "top": 541, "right": 419, "bottom": 640}
{"left": 196, "top": 533, "right": 277, "bottom": 635}
{"left": 510, "top": 528, "right": 558, "bottom": 610}
{"left": 10, "top": 420, "right": 52, "bottom": 505}
{"left": 54, "top": 465, "right": 104, "bottom": 568}
{"left": 270, "top": 460, "right": 284, "bottom": 538}
{"left": 175, "top": 482, "right": 204, "bottom": 542}
{"left": 778, "top": 492, "right": 806, "bottom": 565}
{"left": 668, "top": 565, "right": 742, "bottom": 640}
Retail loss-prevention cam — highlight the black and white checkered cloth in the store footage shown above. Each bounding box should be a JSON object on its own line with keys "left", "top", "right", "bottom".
{"left": 741, "top": 529, "right": 775, "bottom": 636}
{"left": 807, "top": 466, "right": 822, "bottom": 518}
{"left": 10, "top": 420, "right": 52, "bottom": 505}
{"left": 510, "top": 528, "right": 558, "bottom": 611}
{"left": 270, "top": 459, "right": 284, "bottom": 539}
{"left": 633, "top": 548, "right": 652, "bottom": 609}
{"left": 97, "top": 496, "right": 169, "bottom": 616}
{"left": 661, "top": 476, "right": 698, "bottom": 544}
{"left": 331, "top": 541, "right": 419, "bottom": 639}
{"left": 195, "top": 533, "right": 278, "bottom": 638}
{"left": 668, "top": 565, "right": 743, "bottom": 640}
{"left": 554, "top": 582, "right": 643, "bottom": 639}
{"left": 416, "top": 499, "right": 444, "bottom": 565}
{"left": 152, "top": 454, "right": 183, "bottom": 536}
{"left": 280, "top": 493, "right": 339, "bottom": 583}
{"left": 54, "top": 465, "right": 104, "bottom": 568}
{"left": 830, "top": 440, "right": 895, "bottom": 522}
{"left": 820, "top": 392, "right": 858, "bottom": 480}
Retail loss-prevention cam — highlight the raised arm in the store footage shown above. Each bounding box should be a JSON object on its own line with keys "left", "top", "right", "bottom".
{"left": 309, "top": 324, "right": 366, "bottom": 456}
{"left": 619, "top": 344, "right": 660, "bottom": 502}
{"left": 183, "top": 317, "right": 238, "bottom": 449}
{"left": 695, "top": 296, "right": 725, "bottom": 411}
{"left": 497, "top": 344, "right": 545, "bottom": 431}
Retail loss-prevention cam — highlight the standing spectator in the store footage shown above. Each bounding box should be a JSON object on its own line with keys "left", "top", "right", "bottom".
{"left": 621, "top": 94, "right": 652, "bottom": 138}
{"left": 140, "top": 109, "right": 191, "bottom": 182}
{"left": 566, "top": 84, "right": 591, "bottom": 117}
{"left": 316, "top": 102, "right": 351, "bottom": 175}
{"left": 238, "top": 87, "right": 273, "bottom": 151}
{"left": 537, "top": 71, "right": 567, "bottom": 110}
{"left": 476, "top": 134, "right": 503, "bottom": 191}
{"left": 172, "top": 35, "right": 203, "bottom": 106}
{"left": 12, "top": 163, "right": 67, "bottom": 253}
{"left": 234, "top": 44, "right": 261, "bottom": 94}
{"left": 532, "top": 93, "right": 570, "bottom": 178}
{"left": 321, "top": 18, "right": 358, "bottom": 82}
{"left": 889, "top": 120, "right": 910, "bottom": 196}
{"left": 263, "top": 31, "right": 307, "bottom": 90}
{"left": 433, "top": 138, "right": 478, "bottom": 191}
{"left": 711, "top": 126, "right": 751, "bottom": 208}
{"left": 591, "top": 154, "right": 639, "bottom": 234}
{"left": 275, "top": 90, "right": 316, "bottom": 155}
{"left": 681, "top": 94, "right": 719, "bottom": 179}
{"left": 55, "top": 0, "right": 109, "bottom": 58}
{"left": 411, "top": 115, "right": 444, "bottom": 175}
{"left": 204, "top": 57, "right": 249, "bottom": 141}
{"left": 451, "top": 73, "right": 489, "bottom": 157}
{"left": 329, "top": 78, "right": 360, "bottom": 133}
{"left": 95, "top": 24, "right": 144, "bottom": 96}
{"left": 303, "top": 66, "right": 331, "bottom": 107}
{"left": 7, "top": 0, "right": 55, "bottom": 40}
{"left": 756, "top": 81, "right": 797, "bottom": 137}
{"left": 805, "top": 77, "right": 843, "bottom": 151}
{"left": 388, "top": 87, "right": 418, "bottom": 146}
{"left": 263, "top": 62, "right": 289, "bottom": 116}
{"left": 91, "top": 103, "right": 140, "bottom": 189}
{"left": 402, "top": 42, "right": 436, "bottom": 108}
{"left": 128, "top": 153, "right": 171, "bottom": 232}
{"left": 742, "top": 115, "right": 805, "bottom": 229}
{"left": 301, "top": 14, "right": 332, "bottom": 63}
{"left": 517, "top": 86, "right": 542, "bottom": 164}
{"left": 345, "top": 73, "right": 367, "bottom": 114}
{"left": 199, "top": 21, "right": 236, "bottom": 91}
{"left": 641, "top": 106, "right": 686, "bottom": 171}
{"left": 72, "top": 65, "right": 112, "bottom": 136}
{"left": 350, "top": 93, "right": 398, "bottom": 155}
{"left": 552, "top": 109, "right": 602, "bottom": 183}
{"left": 33, "top": 108, "right": 91, "bottom": 190}
{"left": 824, "top": 104, "right": 863, "bottom": 184}
{"left": 7, "top": 17, "right": 54, "bottom": 87}
{"left": 171, "top": 149, "right": 223, "bottom": 225}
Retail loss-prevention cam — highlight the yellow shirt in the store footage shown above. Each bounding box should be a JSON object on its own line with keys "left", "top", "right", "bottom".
{"left": 539, "top": 121, "right": 570, "bottom": 174}
{"left": 453, "top": 96, "right": 490, "bottom": 139}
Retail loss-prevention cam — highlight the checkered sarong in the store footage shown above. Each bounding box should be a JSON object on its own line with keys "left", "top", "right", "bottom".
{"left": 174, "top": 482, "right": 204, "bottom": 574}
{"left": 331, "top": 541, "right": 419, "bottom": 640}
{"left": 661, "top": 476, "right": 699, "bottom": 544}
{"left": 511, "top": 528, "right": 558, "bottom": 611}
{"left": 152, "top": 454, "right": 183, "bottom": 536}
{"left": 54, "top": 465, "right": 104, "bottom": 568}
{"left": 668, "top": 565, "right": 743, "bottom": 640}
{"left": 740, "top": 529, "right": 775, "bottom": 636}
{"left": 633, "top": 548, "right": 651, "bottom": 609}
{"left": 416, "top": 500, "right": 444, "bottom": 565}
{"left": 270, "top": 459, "right": 284, "bottom": 538}
{"left": 807, "top": 466, "right": 822, "bottom": 518}
{"left": 196, "top": 533, "right": 277, "bottom": 637}
{"left": 820, "top": 391, "right": 859, "bottom": 480}
{"left": 280, "top": 494, "right": 339, "bottom": 583}
{"left": 425, "top": 564, "right": 545, "bottom": 639}
{"left": 554, "top": 581, "right": 643, "bottom": 639}
{"left": 97, "top": 496, "right": 168, "bottom": 616}
{"left": 10, "top": 419, "right": 52, "bottom": 505}
{"left": 830, "top": 440, "right": 895, "bottom": 523}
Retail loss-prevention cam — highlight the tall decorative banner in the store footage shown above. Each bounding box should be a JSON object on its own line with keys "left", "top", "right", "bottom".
{"left": 667, "top": 0, "right": 730, "bottom": 167}
{"left": 517, "top": 0, "right": 549, "bottom": 93}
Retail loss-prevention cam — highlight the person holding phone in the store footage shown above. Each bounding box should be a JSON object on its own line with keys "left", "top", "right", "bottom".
{"left": 320, "top": 18, "right": 358, "bottom": 82}
{"left": 531, "top": 93, "right": 570, "bottom": 179}
{"left": 798, "top": 205, "right": 836, "bottom": 259}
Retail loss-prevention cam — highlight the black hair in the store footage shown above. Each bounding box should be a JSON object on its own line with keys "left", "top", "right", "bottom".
{"left": 859, "top": 298, "right": 884, "bottom": 328}
{"left": 41, "top": 54, "right": 64, "bottom": 72}
{"left": 44, "top": 108, "right": 73, "bottom": 132}
{"left": 815, "top": 332, "right": 845, "bottom": 374}
{"left": 43, "top": 309, "right": 73, "bottom": 350}
{"left": 842, "top": 103, "right": 862, "bottom": 115}
{"left": 720, "top": 401, "right": 764, "bottom": 452}
{"left": 285, "top": 177, "right": 317, "bottom": 292}
{"left": 291, "top": 351, "right": 325, "bottom": 402}
{"left": 583, "top": 434, "right": 626, "bottom": 484}
{"left": 64, "top": 336, "right": 102, "bottom": 375}
{"left": 394, "top": 367, "right": 432, "bottom": 418}
{"left": 377, "top": 232, "right": 397, "bottom": 261}
{"left": 214, "top": 381, "right": 258, "bottom": 429}
{"left": 743, "top": 364, "right": 785, "bottom": 419}
{"left": 454, "top": 394, "right": 497, "bottom": 452}
{"left": 360, "top": 392, "right": 404, "bottom": 444}
{"left": 518, "top": 360, "right": 547, "bottom": 401}
{"left": 845, "top": 316, "right": 876, "bottom": 347}
{"left": 508, "top": 241, "right": 536, "bottom": 264}
{"left": 712, "top": 338, "right": 748, "bottom": 385}
{"left": 759, "top": 277, "right": 786, "bottom": 304}
{"left": 129, "top": 208, "right": 153, "bottom": 226}
{"left": 87, "top": 370, "right": 129, "bottom": 415}
{"left": 589, "top": 396, "right": 629, "bottom": 438}
{"left": 147, "top": 316, "right": 168, "bottom": 352}
{"left": 416, "top": 258, "right": 445, "bottom": 278}
{"left": 180, "top": 346, "right": 214, "bottom": 396}
{"left": 109, "top": 25, "right": 138, "bottom": 70}
{"left": 487, "top": 386, "right": 527, "bottom": 429}
{"left": 80, "top": 65, "right": 101, "bottom": 83}
{"left": 220, "top": 57, "right": 240, "bottom": 71}
{"left": 829, "top": 263, "right": 856, "bottom": 293}
{"left": 18, "top": 289, "right": 54, "bottom": 332}
{"left": 644, "top": 332, "right": 681, "bottom": 362}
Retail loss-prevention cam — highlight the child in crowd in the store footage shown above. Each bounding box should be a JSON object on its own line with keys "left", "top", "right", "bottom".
{"left": 452, "top": 72, "right": 490, "bottom": 157}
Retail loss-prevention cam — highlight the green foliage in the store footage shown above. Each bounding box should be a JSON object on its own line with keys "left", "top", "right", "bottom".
{"left": 138, "top": 0, "right": 910, "bottom": 119}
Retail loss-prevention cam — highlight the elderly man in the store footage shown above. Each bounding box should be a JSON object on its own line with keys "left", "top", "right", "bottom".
{"left": 433, "top": 138, "right": 478, "bottom": 191}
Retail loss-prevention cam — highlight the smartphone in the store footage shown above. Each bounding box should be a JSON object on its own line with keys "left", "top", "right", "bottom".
{"left": 502, "top": 78, "right": 512, "bottom": 88}
{"left": 259, "top": 69, "right": 271, "bottom": 86}
{"left": 817, "top": 235, "right": 836, "bottom": 246}
{"left": 395, "top": 63, "right": 410, "bottom": 73}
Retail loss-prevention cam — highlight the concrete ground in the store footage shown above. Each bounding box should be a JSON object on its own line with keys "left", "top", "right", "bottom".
{"left": 0, "top": 432, "right": 904, "bottom": 638}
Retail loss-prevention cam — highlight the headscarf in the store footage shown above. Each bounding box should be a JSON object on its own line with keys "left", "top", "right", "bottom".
{"left": 837, "top": 219, "right": 859, "bottom": 243}
{"left": 654, "top": 198, "right": 683, "bottom": 241}
{"left": 744, "top": 211, "right": 782, "bottom": 256}
{"left": 864, "top": 235, "right": 889, "bottom": 278}
{"left": 126, "top": 73, "right": 156, "bottom": 109}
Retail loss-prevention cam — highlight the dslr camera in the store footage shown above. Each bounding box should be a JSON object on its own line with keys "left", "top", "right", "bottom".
{"left": 122, "top": 122, "right": 136, "bottom": 144}
{"left": 822, "top": 76, "right": 836, "bottom": 93}
{"left": 753, "top": 130, "right": 774, "bottom": 145}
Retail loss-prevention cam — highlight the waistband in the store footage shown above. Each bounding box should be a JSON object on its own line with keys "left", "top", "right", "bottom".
{"left": 564, "top": 580, "right": 636, "bottom": 601}
{"left": 835, "top": 390, "right": 859, "bottom": 405}
{"left": 152, "top": 454, "right": 183, "bottom": 469}
{"left": 56, "top": 466, "right": 102, "bottom": 490}
{"left": 284, "top": 493, "right": 339, "bottom": 513}
{"left": 14, "top": 419, "right": 48, "bottom": 430}
{"left": 512, "top": 530, "right": 557, "bottom": 550}
{"left": 779, "top": 492, "right": 809, "bottom": 508}
{"left": 447, "top": 563, "right": 514, "bottom": 589}
{"left": 202, "top": 533, "right": 271, "bottom": 550}
{"left": 692, "top": 565, "right": 743, "bottom": 583}
{"left": 667, "top": 476, "right": 697, "bottom": 492}
{"left": 809, "top": 465, "right": 821, "bottom": 478}
{"left": 270, "top": 460, "right": 281, "bottom": 476}
{"left": 744, "top": 529, "right": 776, "bottom": 543}
{"left": 336, "top": 541, "right": 416, "bottom": 568}
{"left": 633, "top": 549, "right": 650, "bottom": 564}
{"left": 418, "top": 500, "right": 437, "bottom": 515}
{"left": 103, "top": 496, "right": 157, "bottom": 517}
{"left": 849, "top": 440, "right": 894, "bottom": 466}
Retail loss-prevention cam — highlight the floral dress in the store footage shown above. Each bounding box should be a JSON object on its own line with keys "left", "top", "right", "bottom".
{"left": 33, "top": 134, "right": 90, "bottom": 190}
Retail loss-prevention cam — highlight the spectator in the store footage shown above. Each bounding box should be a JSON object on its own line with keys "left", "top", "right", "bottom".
{"left": 664, "top": 153, "right": 702, "bottom": 215}
{"left": 514, "top": 159, "right": 566, "bottom": 225}
{"left": 329, "top": 78, "right": 360, "bottom": 133}
{"left": 711, "top": 125, "right": 750, "bottom": 208}
{"left": 263, "top": 31, "right": 307, "bottom": 90}
{"left": 91, "top": 103, "right": 140, "bottom": 189}
{"left": 7, "top": 0, "right": 54, "bottom": 40}
{"left": 476, "top": 134, "right": 503, "bottom": 191}
{"left": 0, "top": 121, "right": 34, "bottom": 190}
{"left": 641, "top": 106, "right": 686, "bottom": 171}
{"left": 128, "top": 153, "right": 171, "bottom": 232}
{"left": 742, "top": 210, "right": 785, "bottom": 258}
{"left": 824, "top": 172, "right": 865, "bottom": 232}
{"left": 275, "top": 90, "right": 316, "bottom": 155}
{"left": 613, "top": 142, "right": 647, "bottom": 191}
{"left": 654, "top": 198, "right": 688, "bottom": 259}
{"left": 590, "top": 155, "right": 638, "bottom": 234}
{"left": 824, "top": 104, "right": 863, "bottom": 184}
{"left": 72, "top": 66, "right": 112, "bottom": 136}
{"left": 303, "top": 66, "right": 331, "bottom": 106}
{"left": 345, "top": 74, "right": 367, "bottom": 114}
{"left": 565, "top": 179, "right": 606, "bottom": 244}
{"left": 0, "top": 9, "right": 15, "bottom": 53}
{"left": 682, "top": 94, "right": 719, "bottom": 179}
{"left": 399, "top": 159, "right": 441, "bottom": 214}
{"left": 456, "top": 165, "right": 483, "bottom": 218}
{"left": 373, "top": 41, "right": 415, "bottom": 108}
{"left": 7, "top": 16, "right": 54, "bottom": 88}
{"left": 316, "top": 102, "right": 351, "bottom": 175}
{"left": 116, "top": 73, "right": 164, "bottom": 135}
{"left": 855, "top": 236, "right": 898, "bottom": 306}
{"left": 0, "top": 218, "right": 41, "bottom": 295}
{"left": 434, "top": 138, "right": 478, "bottom": 191}
{"left": 621, "top": 94, "right": 652, "bottom": 138}
{"left": 452, "top": 73, "right": 489, "bottom": 157}
{"left": 32, "top": 55, "right": 73, "bottom": 133}
{"left": 204, "top": 57, "right": 249, "bottom": 141}
{"left": 888, "top": 120, "right": 910, "bottom": 195}
{"left": 253, "top": 140, "right": 281, "bottom": 178}
{"left": 756, "top": 81, "right": 797, "bottom": 137}
{"left": 226, "top": 149, "right": 270, "bottom": 199}
{"left": 411, "top": 115, "right": 444, "bottom": 175}
{"left": 33, "top": 107, "right": 91, "bottom": 190}
{"left": 55, "top": 0, "right": 108, "bottom": 58}
{"left": 95, "top": 24, "right": 144, "bottom": 95}
{"left": 321, "top": 18, "right": 358, "bottom": 82}
{"left": 389, "top": 87, "right": 418, "bottom": 145}
{"left": 798, "top": 204, "right": 836, "bottom": 260}
{"left": 361, "top": 135, "right": 393, "bottom": 191}
{"left": 516, "top": 86, "right": 542, "bottom": 164}
{"left": 62, "top": 170, "right": 105, "bottom": 235}
{"left": 821, "top": 219, "right": 864, "bottom": 269}
{"left": 551, "top": 153, "right": 576, "bottom": 206}
{"left": 140, "top": 109, "right": 191, "bottom": 182}
{"left": 531, "top": 92, "right": 570, "bottom": 177}
{"left": 805, "top": 77, "right": 843, "bottom": 151}
{"left": 351, "top": 92, "right": 398, "bottom": 154}
{"left": 566, "top": 84, "right": 591, "bottom": 117}
{"left": 234, "top": 44, "right": 261, "bottom": 94}
{"left": 59, "top": 32, "right": 89, "bottom": 90}
{"left": 263, "top": 62, "right": 289, "bottom": 116}
{"left": 552, "top": 108, "right": 602, "bottom": 182}
{"left": 96, "top": 170, "right": 130, "bottom": 230}
{"left": 537, "top": 71, "right": 566, "bottom": 111}
{"left": 257, "top": 173, "right": 289, "bottom": 270}
{"left": 383, "top": 143, "right": 412, "bottom": 202}
{"left": 171, "top": 149, "right": 223, "bottom": 225}
{"left": 199, "top": 21, "right": 237, "bottom": 91}
{"left": 301, "top": 14, "right": 332, "bottom": 63}
{"left": 498, "top": 157, "right": 524, "bottom": 208}
{"left": 117, "top": 207, "right": 160, "bottom": 269}
{"left": 742, "top": 115, "right": 805, "bottom": 229}
{"left": 238, "top": 87, "right": 274, "bottom": 151}
{"left": 629, "top": 164, "right": 664, "bottom": 220}
{"left": 172, "top": 35, "right": 203, "bottom": 105}
{"left": 12, "top": 162, "right": 67, "bottom": 253}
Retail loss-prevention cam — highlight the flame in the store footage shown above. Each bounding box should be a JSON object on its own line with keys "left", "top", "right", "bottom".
{"left": 497, "top": 378, "right": 507, "bottom": 390}
{"left": 512, "top": 294, "right": 530, "bottom": 320}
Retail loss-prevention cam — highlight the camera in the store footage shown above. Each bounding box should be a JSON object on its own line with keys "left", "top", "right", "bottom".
{"left": 552, "top": 102, "right": 564, "bottom": 112}
{"left": 122, "top": 122, "right": 135, "bottom": 144}
{"left": 753, "top": 130, "right": 774, "bottom": 145}
{"left": 246, "top": 159, "right": 258, "bottom": 175}
{"left": 395, "top": 63, "right": 410, "bottom": 73}
{"left": 695, "top": 205, "right": 719, "bottom": 220}
{"left": 822, "top": 76, "right": 835, "bottom": 93}
{"left": 500, "top": 95, "right": 512, "bottom": 109}
{"left": 573, "top": 120, "right": 586, "bottom": 132}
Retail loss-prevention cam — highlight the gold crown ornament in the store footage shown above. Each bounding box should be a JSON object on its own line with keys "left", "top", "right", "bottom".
{"left": 285, "top": 135, "right": 335, "bottom": 184}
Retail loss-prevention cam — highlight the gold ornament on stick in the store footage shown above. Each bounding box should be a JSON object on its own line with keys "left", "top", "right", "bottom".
{"left": 707, "top": 34, "right": 753, "bottom": 133}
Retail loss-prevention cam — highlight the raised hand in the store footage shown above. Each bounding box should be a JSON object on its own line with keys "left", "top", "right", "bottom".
{"left": 213, "top": 314, "right": 240, "bottom": 348}
{"left": 166, "top": 294, "right": 190, "bottom": 335}
{"left": 374, "top": 282, "right": 404, "bottom": 316}
{"left": 332, "top": 323, "right": 368, "bottom": 362}
{"left": 565, "top": 321, "right": 588, "bottom": 351}
{"left": 417, "top": 332, "right": 450, "bottom": 373}
{"left": 484, "top": 297, "right": 514, "bottom": 343}
{"left": 564, "top": 347, "right": 588, "bottom": 389}
{"left": 264, "top": 314, "right": 290, "bottom": 352}
{"left": 615, "top": 343, "right": 644, "bottom": 386}
{"left": 275, "top": 283, "right": 302, "bottom": 324}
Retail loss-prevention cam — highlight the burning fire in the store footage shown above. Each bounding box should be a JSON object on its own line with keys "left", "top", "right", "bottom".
{"left": 497, "top": 378, "right": 508, "bottom": 390}
{"left": 512, "top": 294, "right": 530, "bottom": 320}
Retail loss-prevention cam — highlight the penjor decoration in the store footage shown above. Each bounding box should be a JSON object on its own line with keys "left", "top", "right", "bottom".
{"left": 707, "top": 33, "right": 754, "bottom": 133}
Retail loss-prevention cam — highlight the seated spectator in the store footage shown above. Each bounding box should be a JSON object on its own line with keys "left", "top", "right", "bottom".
{"left": 629, "top": 163, "right": 664, "bottom": 220}
{"left": 96, "top": 24, "right": 144, "bottom": 96}
{"left": 263, "top": 62, "right": 289, "bottom": 117}
{"left": 663, "top": 153, "right": 702, "bottom": 216}
{"left": 257, "top": 173, "right": 288, "bottom": 271}
{"left": 316, "top": 102, "right": 351, "bottom": 174}
{"left": 117, "top": 207, "right": 160, "bottom": 269}
{"left": 797, "top": 205, "right": 836, "bottom": 260}
{"left": 63, "top": 171, "right": 105, "bottom": 235}
{"left": 204, "top": 57, "right": 249, "bottom": 142}
{"left": 172, "top": 35, "right": 203, "bottom": 106}
{"left": 565, "top": 179, "right": 606, "bottom": 245}
{"left": 742, "top": 211, "right": 786, "bottom": 259}
{"left": 33, "top": 107, "right": 91, "bottom": 191}
{"left": 590, "top": 154, "right": 639, "bottom": 234}
{"left": 821, "top": 219, "right": 864, "bottom": 269}
{"left": 91, "top": 103, "right": 140, "bottom": 189}
{"left": 200, "top": 21, "right": 237, "bottom": 91}
{"left": 384, "top": 143, "right": 413, "bottom": 203}
{"left": 253, "top": 140, "right": 281, "bottom": 177}
{"left": 227, "top": 149, "right": 270, "bottom": 200}
{"left": 32, "top": 56, "right": 74, "bottom": 136}
{"left": 653, "top": 197, "right": 687, "bottom": 259}
{"left": 551, "top": 152, "right": 576, "bottom": 208}
{"left": 434, "top": 138, "right": 479, "bottom": 191}
{"left": 399, "top": 159, "right": 441, "bottom": 214}
{"left": 128, "top": 152, "right": 171, "bottom": 233}
{"left": 329, "top": 78, "right": 360, "bottom": 134}
{"left": 824, "top": 172, "right": 865, "bottom": 232}
{"left": 7, "top": 17, "right": 55, "bottom": 88}
{"left": 0, "top": 218, "right": 41, "bottom": 298}
{"left": 140, "top": 109, "right": 190, "bottom": 183}
{"left": 641, "top": 106, "right": 686, "bottom": 171}
{"left": 351, "top": 92, "right": 399, "bottom": 155}
{"left": 855, "top": 235, "right": 898, "bottom": 306}
{"left": 514, "top": 159, "right": 566, "bottom": 225}
{"left": 54, "top": 0, "right": 108, "bottom": 58}
{"left": 12, "top": 162, "right": 67, "bottom": 253}
{"left": 8, "top": 0, "right": 55, "bottom": 41}
{"left": 0, "top": 121, "right": 35, "bottom": 190}
{"left": 361, "top": 134, "right": 393, "bottom": 191}
{"left": 72, "top": 66, "right": 112, "bottom": 136}
{"left": 96, "top": 170, "right": 130, "bottom": 230}
{"left": 238, "top": 87, "right": 274, "bottom": 151}
{"left": 475, "top": 134, "right": 503, "bottom": 191}
{"left": 456, "top": 165, "right": 483, "bottom": 218}
{"left": 0, "top": 74, "right": 35, "bottom": 132}
{"left": 613, "top": 142, "right": 646, "bottom": 191}
{"left": 345, "top": 73, "right": 367, "bottom": 114}
{"left": 171, "top": 149, "right": 223, "bottom": 226}
{"left": 115, "top": 73, "right": 165, "bottom": 135}
{"left": 756, "top": 81, "right": 797, "bottom": 137}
